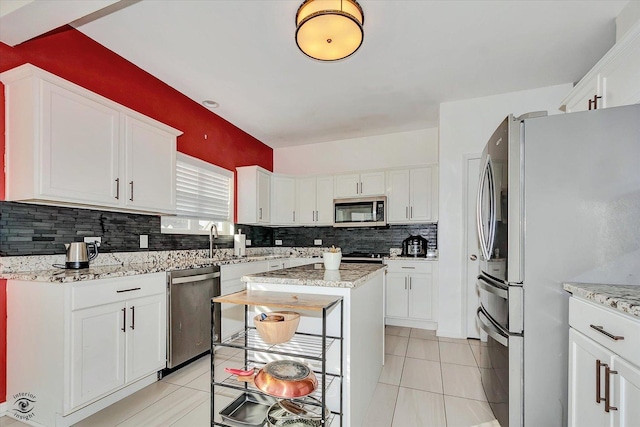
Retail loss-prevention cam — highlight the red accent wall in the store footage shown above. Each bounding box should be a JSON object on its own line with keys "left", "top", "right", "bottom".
{"left": 0, "top": 26, "right": 274, "bottom": 403}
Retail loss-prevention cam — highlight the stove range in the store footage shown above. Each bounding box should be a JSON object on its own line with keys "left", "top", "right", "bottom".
{"left": 341, "top": 252, "right": 386, "bottom": 263}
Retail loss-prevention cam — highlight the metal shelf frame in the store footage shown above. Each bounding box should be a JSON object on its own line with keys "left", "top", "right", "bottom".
{"left": 210, "top": 291, "right": 344, "bottom": 427}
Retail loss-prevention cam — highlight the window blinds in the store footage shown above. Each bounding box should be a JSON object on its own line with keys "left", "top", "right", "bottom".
{"left": 175, "top": 154, "right": 232, "bottom": 221}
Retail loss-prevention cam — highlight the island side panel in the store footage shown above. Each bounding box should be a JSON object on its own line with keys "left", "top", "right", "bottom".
{"left": 348, "top": 272, "right": 384, "bottom": 427}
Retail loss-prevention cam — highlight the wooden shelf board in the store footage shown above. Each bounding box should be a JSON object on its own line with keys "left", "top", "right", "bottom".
{"left": 213, "top": 290, "right": 342, "bottom": 311}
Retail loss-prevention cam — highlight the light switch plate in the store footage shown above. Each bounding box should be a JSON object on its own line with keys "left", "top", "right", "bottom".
{"left": 139, "top": 235, "right": 148, "bottom": 249}
{"left": 84, "top": 236, "right": 101, "bottom": 246}
{"left": 246, "top": 239, "right": 252, "bottom": 246}
{"left": 275, "top": 239, "right": 283, "bottom": 246}
{"left": 314, "top": 239, "right": 322, "bottom": 245}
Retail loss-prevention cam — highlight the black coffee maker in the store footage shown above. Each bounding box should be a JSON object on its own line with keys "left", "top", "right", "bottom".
{"left": 401, "top": 235, "right": 428, "bottom": 257}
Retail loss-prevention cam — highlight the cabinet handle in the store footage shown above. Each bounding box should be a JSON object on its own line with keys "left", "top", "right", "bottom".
{"left": 129, "top": 181, "right": 134, "bottom": 201}
{"left": 315, "top": 210, "right": 318, "bottom": 222}
{"left": 130, "top": 306, "right": 135, "bottom": 330}
{"left": 356, "top": 183, "right": 359, "bottom": 194}
{"left": 409, "top": 276, "right": 412, "bottom": 290}
{"left": 410, "top": 206, "right": 413, "bottom": 218}
{"left": 259, "top": 207, "right": 262, "bottom": 220}
{"left": 121, "top": 307, "right": 126, "bottom": 332}
{"left": 406, "top": 206, "right": 409, "bottom": 219}
{"left": 596, "top": 359, "right": 604, "bottom": 404}
{"left": 604, "top": 365, "right": 618, "bottom": 412}
{"left": 360, "top": 182, "right": 363, "bottom": 194}
{"left": 588, "top": 95, "right": 602, "bottom": 110}
{"left": 117, "top": 287, "right": 141, "bottom": 293}
{"left": 590, "top": 324, "right": 624, "bottom": 341}
{"left": 404, "top": 277, "right": 407, "bottom": 290}
{"left": 115, "top": 178, "right": 120, "bottom": 199}
{"left": 401, "top": 266, "right": 416, "bottom": 269}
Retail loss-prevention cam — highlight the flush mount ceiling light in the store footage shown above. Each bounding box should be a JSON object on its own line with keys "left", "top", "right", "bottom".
{"left": 295, "top": 0, "right": 364, "bottom": 61}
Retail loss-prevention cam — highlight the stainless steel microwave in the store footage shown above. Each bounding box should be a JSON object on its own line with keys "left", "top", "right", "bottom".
{"left": 333, "top": 197, "right": 387, "bottom": 227}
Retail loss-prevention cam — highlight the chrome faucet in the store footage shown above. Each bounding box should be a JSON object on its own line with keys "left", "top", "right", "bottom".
{"left": 209, "top": 224, "right": 218, "bottom": 258}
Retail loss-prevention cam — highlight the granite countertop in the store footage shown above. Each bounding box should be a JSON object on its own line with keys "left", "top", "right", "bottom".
{"left": 0, "top": 253, "right": 316, "bottom": 283}
{"left": 243, "top": 263, "right": 386, "bottom": 289}
{"left": 386, "top": 256, "right": 438, "bottom": 261}
{"left": 564, "top": 282, "right": 640, "bottom": 318}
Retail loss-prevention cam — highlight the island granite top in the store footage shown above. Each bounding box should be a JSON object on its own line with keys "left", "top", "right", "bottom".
{"left": 242, "top": 263, "right": 386, "bottom": 289}
{"left": 563, "top": 282, "right": 640, "bottom": 319}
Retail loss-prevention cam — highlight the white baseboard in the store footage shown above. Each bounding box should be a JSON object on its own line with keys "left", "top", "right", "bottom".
{"left": 385, "top": 317, "right": 437, "bottom": 330}
{"left": 0, "top": 401, "right": 7, "bottom": 416}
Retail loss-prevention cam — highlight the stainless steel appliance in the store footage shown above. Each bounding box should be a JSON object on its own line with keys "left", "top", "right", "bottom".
{"left": 401, "top": 235, "right": 428, "bottom": 257}
{"left": 341, "top": 252, "right": 385, "bottom": 264}
{"left": 166, "top": 266, "right": 221, "bottom": 368}
{"left": 333, "top": 197, "right": 386, "bottom": 227}
{"left": 64, "top": 242, "right": 98, "bottom": 269}
{"left": 475, "top": 104, "right": 640, "bottom": 427}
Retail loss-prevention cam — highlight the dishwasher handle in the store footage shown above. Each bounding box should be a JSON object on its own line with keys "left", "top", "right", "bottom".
{"left": 171, "top": 272, "right": 220, "bottom": 284}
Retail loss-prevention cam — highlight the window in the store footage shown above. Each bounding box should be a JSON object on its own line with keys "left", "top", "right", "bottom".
{"left": 161, "top": 153, "right": 234, "bottom": 235}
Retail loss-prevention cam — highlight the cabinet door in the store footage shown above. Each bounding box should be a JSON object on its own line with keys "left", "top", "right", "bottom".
{"left": 360, "top": 171, "right": 385, "bottom": 196}
{"left": 601, "top": 32, "right": 640, "bottom": 109}
{"left": 334, "top": 173, "right": 361, "bottom": 198}
{"left": 41, "top": 81, "right": 120, "bottom": 206}
{"left": 568, "top": 329, "right": 613, "bottom": 427}
{"left": 613, "top": 356, "right": 640, "bottom": 427}
{"left": 70, "top": 302, "right": 126, "bottom": 409}
{"left": 409, "top": 168, "right": 434, "bottom": 222}
{"left": 408, "top": 273, "right": 433, "bottom": 320}
{"left": 563, "top": 78, "right": 601, "bottom": 113}
{"left": 296, "top": 177, "right": 317, "bottom": 225}
{"left": 272, "top": 175, "right": 296, "bottom": 225}
{"left": 387, "top": 169, "right": 410, "bottom": 223}
{"left": 123, "top": 116, "right": 176, "bottom": 213}
{"left": 315, "top": 175, "right": 334, "bottom": 225}
{"left": 257, "top": 170, "right": 271, "bottom": 223}
{"left": 125, "top": 294, "right": 166, "bottom": 383}
{"left": 386, "top": 273, "right": 409, "bottom": 318}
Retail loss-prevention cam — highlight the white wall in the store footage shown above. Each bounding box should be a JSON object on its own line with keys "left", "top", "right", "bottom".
{"left": 273, "top": 128, "right": 438, "bottom": 175}
{"left": 437, "top": 83, "right": 573, "bottom": 338}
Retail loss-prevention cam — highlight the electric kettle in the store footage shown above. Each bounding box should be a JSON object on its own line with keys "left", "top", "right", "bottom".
{"left": 64, "top": 242, "right": 99, "bottom": 269}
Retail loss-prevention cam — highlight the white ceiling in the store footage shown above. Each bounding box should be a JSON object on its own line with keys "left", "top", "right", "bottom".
{"left": 3, "top": 1, "right": 630, "bottom": 148}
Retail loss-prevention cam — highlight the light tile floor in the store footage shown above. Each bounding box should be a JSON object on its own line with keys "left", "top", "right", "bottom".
{"left": 1, "top": 327, "right": 500, "bottom": 427}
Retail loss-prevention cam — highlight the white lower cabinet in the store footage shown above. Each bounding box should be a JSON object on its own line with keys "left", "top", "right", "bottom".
{"left": 384, "top": 260, "right": 438, "bottom": 329}
{"left": 7, "top": 273, "right": 166, "bottom": 427}
{"left": 568, "top": 297, "right": 640, "bottom": 427}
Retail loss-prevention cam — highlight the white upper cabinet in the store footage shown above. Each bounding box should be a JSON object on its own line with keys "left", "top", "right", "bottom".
{"left": 296, "top": 175, "right": 334, "bottom": 225}
{"left": 271, "top": 174, "right": 297, "bottom": 225}
{"left": 560, "top": 21, "right": 640, "bottom": 113}
{"left": 334, "top": 170, "right": 385, "bottom": 198}
{"left": 237, "top": 165, "right": 271, "bottom": 224}
{"left": 387, "top": 166, "right": 438, "bottom": 223}
{"left": 0, "top": 64, "right": 181, "bottom": 214}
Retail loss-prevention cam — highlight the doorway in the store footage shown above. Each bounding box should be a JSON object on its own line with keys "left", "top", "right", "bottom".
{"left": 463, "top": 155, "right": 481, "bottom": 339}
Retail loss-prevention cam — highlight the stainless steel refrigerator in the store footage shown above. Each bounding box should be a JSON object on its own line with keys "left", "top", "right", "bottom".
{"left": 475, "top": 104, "right": 640, "bottom": 427}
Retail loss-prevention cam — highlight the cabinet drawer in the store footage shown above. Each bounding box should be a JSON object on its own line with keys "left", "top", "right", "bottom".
{"left": 569, "top": 297, "right": 640, "bottom": 363}
{"left": 220, "top": 261, "right": 269, "bottom": 281}
{"left": 385, "top": 260, "right": 433, "bottom": 274}
{"left": 72, "top": 273, "right": 166, "bottom": 310}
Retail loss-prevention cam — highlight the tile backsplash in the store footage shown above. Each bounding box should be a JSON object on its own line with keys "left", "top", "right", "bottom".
{"left": 0, "top": 201, "right": 436, "bottom": 256}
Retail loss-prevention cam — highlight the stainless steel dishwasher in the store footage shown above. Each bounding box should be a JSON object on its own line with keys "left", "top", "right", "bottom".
{"left": 166, "top": 266, "right": 221, "bottom": 369}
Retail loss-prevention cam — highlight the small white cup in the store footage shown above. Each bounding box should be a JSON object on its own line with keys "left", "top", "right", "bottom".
{"left": 323, "top": 252, "right": 342, "bottom": 270}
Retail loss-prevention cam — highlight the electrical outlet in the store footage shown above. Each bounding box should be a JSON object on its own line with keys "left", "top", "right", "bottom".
{"left": 84, "top": 236, "right": 101, "bottom": 246}
{"left": 140, "top": 235, "right": 148, "bottom": 249}
{"left": 314, "top": 239, "right": 322, "bottom": 245}
{"left": 246, "top": 239, "right": 252, "bottom": 246}
{"left": 275, "top": 239, "right": 283, "bottom": 246}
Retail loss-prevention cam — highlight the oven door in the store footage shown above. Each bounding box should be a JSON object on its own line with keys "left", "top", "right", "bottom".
{"left": 476, "top": 307, "right": 523, "bottom": 427}
{"left": 477, "top": 272, "right": 523, "bottom": 334}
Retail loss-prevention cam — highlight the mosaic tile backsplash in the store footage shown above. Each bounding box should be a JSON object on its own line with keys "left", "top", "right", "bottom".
{"left": 0, "top": 201, "right": 436, "bottom": 256}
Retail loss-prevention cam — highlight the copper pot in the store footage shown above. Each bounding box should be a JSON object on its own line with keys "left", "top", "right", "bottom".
{"left": 254, "top": 360, "right": 317, "bottom": 399}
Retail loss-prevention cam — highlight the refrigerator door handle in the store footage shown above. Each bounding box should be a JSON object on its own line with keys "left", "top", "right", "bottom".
{"left": 476, "top": 155, "right": 496, "bottom": 261}
{"left": 477, "top": 307, "right": 509, "bottom": 347}
{"left": 478, "top": 275, "right": 509, "bottom": 299}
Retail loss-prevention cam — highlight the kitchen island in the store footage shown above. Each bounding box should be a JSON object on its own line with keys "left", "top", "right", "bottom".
{"left": 237, "top": 263, "right": 386, "bottom": 427}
